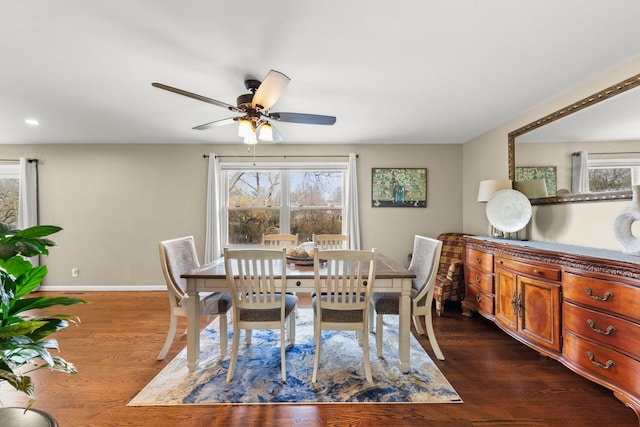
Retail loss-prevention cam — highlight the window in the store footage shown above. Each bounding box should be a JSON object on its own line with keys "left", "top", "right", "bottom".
{"left": 588, "top": 156, "right": 640, "bottom": 192}
{"left": 0, "top": 164, "right": 20, "bottom": 226}
{"left": 223, "top": 163, "right": 346, "bottom": 246}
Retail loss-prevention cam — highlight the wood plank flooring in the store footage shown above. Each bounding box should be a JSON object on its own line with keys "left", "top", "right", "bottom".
{"left": 2, "top": 291, "right": 637, "bottom": 427}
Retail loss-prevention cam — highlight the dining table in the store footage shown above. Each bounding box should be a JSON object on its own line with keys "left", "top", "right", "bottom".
{"left": 181, "top": 253, "right": 416, "bottom": 373}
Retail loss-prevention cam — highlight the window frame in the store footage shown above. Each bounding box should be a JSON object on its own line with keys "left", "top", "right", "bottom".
{"left": 221, "top": 161, "right": 348, "bottom": 248}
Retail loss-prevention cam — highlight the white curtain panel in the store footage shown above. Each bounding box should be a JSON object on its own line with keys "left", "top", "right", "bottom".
{"left": 204, "top": 153, "right": 223, "bottom": 264}
{"left": 571, "top": 150, "right": 589, "bottom": 194}
{"left": 18, "top": 157, "right": 39, "bottom": 266}
{"left": 345, "top": 153, "right": 361, "bottom": 250}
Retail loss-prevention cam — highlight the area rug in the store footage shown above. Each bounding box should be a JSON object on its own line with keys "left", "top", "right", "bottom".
{"left": 129, "top": 310, "right": 462, "bottom": 405}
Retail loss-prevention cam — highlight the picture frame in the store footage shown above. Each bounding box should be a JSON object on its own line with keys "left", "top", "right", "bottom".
{"left": 371, "top": 168, "right": 427, "bottom": 207}
{"left": 515, "top": 166, "right": 557, "bottom": 196}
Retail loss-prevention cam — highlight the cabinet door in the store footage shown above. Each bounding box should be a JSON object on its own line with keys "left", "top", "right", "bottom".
{"left": 495, "top": 268, "right": 518, "bottom": 330}
{"left": 519, "top": 277, "right": 562, "bottom": 352}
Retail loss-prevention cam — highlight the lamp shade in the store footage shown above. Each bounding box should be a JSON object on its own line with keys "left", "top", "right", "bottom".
{"left": 514, "top": 179, "right": 548, "bottom": 199}
{"left": 257, "top": 122, "right": 273, "bottom": 141}
{"left": 477, "top": 179, "right": 512, "bottom": 202}
{"left": 238, "top": 119, "right": 253, "bottom": 137}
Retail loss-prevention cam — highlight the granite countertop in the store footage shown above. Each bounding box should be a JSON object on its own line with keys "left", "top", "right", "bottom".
{"left": 467, "top": 236, "right": 640, "bottom": 265}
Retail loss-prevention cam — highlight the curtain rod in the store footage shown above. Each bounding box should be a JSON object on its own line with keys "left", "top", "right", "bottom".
{"left": 203, "top": 154, "right": 357, "bottom": 159}
{"left": 0, "top": 158, "right": 38, "bottom": 163}
{"left": 572, "top": 151, "right": 640, "bottom": 156}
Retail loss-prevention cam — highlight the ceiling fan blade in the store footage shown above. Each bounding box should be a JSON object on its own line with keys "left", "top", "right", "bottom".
{"left": 192, "top": 117, "right": 237, "bottom": 130}
{"left": 251, "top": 70, "right": 290, "bottom": 110}
{"left": 152, "top": 83, "right": 241, "bottom": 112}
{"left": 269, "top": 112, "right": 336, "bottom": 125}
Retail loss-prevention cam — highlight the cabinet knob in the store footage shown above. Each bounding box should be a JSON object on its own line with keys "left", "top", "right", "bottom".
{"left": 533, "top": 269, "right": 541, "bottom": 275}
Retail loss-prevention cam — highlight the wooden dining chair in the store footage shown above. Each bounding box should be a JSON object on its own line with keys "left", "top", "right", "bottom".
{"left": 223, "top": 248, "right": 298, "bottom": 383}
{"left": 312, "top": 248, "right": 377, "bottom": 384}
{"left": 157, "top": 236, "right": 232, "bottom": 360}
{"left": 312, "top": 234, "right": 349, "bottom": 250}
{"left": 370, "top": 235, "right": 445, "bottom": 361}
{"left": 261, "top": 233, "right": 299, "bottom": 250}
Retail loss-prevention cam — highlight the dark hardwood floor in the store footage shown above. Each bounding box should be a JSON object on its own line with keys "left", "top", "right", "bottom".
{"left": 2, "top": 291, "right": 637, "bottom": 427}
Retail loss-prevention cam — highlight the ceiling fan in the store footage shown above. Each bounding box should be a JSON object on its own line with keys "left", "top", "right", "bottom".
{"left": 152, "top": 70, "right": 336, "bottom": 144}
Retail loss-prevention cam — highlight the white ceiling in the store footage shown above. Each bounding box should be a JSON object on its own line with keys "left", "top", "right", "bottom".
{"left": 2, "top": 0, "right": 640, "bottom": 146}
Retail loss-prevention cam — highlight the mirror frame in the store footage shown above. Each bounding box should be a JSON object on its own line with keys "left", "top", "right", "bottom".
{"left": 508, "top": 73, "right": 640, "bottom": 205}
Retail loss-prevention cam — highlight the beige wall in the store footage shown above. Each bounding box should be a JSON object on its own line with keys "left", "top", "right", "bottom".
{"left": 463, "top": 55, "right": 640, "bottom": 250}
{"left": 1, "top": 143, "right": 462, "bottom": 289}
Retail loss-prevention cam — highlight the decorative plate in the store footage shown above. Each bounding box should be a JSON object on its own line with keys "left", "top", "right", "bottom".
{"left": 486, "top": 189, "right": 532, "bottom": 233}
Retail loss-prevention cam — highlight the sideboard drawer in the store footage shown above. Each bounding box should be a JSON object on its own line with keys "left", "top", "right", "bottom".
{"left": 467, "top": 248, "right": 493, "bottom": 273}
{"left": 564, "top": 272, "right": 640, "bottom": 321}
{"left": 563, "top": 301, "right": 640, "bottom": 357}
{"left": 466, "top": 283, "right": 494, "bottom": 315}
{"left": 465, "top": 266, "right": 493, "bottom": 293}
{"left": 564, "top": 331, "right": 640, "bottom": 398}
{"left": 494, "top": 256, "right": 561, "bottom": 282}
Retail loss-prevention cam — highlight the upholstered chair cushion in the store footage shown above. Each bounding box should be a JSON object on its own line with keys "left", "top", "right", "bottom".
{"left": 433, "top": 232, "right": 466, "bottom": 316}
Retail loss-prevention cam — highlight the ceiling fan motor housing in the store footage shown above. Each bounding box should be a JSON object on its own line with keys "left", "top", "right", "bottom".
{"left": 237, "top": 93, "right": 254, "bottom": 109}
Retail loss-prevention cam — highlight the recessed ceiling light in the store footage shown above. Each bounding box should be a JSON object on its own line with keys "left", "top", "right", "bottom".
{"left": 24, "top": 118, "right": 40, "bottom": 126}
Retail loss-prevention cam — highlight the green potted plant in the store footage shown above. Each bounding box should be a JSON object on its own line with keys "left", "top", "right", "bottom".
{"left": 0, "top": 222, "right": 87, "bottom": 412}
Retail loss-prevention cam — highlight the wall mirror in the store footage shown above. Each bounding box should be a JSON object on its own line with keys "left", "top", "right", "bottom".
{"left": 508, "top": 73, "right": 640, "bottom": 205}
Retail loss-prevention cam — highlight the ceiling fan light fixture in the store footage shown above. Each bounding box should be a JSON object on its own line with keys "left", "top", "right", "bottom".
{"left": 238, "top": 119, "right": 253, "bottom": 137}
{"left": 243, "top": 133, "right": 258, "bottom": 145}
{"left": 257, "top": 122, "right": 273, "bottom": 141}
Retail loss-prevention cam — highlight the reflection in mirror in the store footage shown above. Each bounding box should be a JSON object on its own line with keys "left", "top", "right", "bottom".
{"left": 508, "top": 73, "right": 640, "bottom": 205}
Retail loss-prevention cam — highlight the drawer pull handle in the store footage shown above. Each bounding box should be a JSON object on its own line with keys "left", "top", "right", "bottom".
{"left": 476, "top": 257, "right": 482, "bottom": 264}
{"left": 586, "top": 319, "right": 616, "bottom": 335}
{"left": 475, "top": 295, "right": 482, "bottom": 303}
{"left": 586, "top": 351, "right": 616, "bottom": 370}
{"left": 475, "top": 275, "right": 481, "bottom": 283}
{"left": 584, "top": 287, "right": 614, "bottom": 302}
{"left": 533, "top": 269, "right": 541, "bottom": 275}
{"left": 497, "top": 260, "right": 503, "bottom": 265}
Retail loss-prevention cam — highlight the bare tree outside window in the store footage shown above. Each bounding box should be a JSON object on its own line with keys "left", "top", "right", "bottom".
{"left": 225, "top": 168, "right": 344, "bottom": 246}
{"left": 0, "top": 178, "right": 19, "bottom": 225}
{"left": 589, "top": 168, "right": 632, "bottom": 192}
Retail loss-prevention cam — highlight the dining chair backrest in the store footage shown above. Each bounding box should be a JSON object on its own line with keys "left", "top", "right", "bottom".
{"left": 313, "top": 234, "right": 349, "bottom": 250}
{"left": 409, "top": 235, "right": 443, "bottom": 304}
{"left": 223, "top": 248, "right": 288, "bottom": 313}
{"left": 159, "top": 236, "right": 199, "bottom": 299}
{"left": 261, "top": 233, "right": 299, "bottom": 250}
{"left": 314, "top": 248, "right": 377, "bottom": 315}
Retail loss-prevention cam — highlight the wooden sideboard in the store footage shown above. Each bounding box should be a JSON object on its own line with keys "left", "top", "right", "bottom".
{"left": 462, "top": 236, "right": 640, "bottom": 423}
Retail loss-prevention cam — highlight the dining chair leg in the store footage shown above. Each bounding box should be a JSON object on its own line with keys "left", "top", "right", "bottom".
{"left": 312, "top": 314, "right": 321, "bottom": 384}
{"left": 412, "top": 314, "right": 426, "bottom": 335}
{"left": 280, "top": 325, "right": 287, "bottom": 382}
{"left": 219, "top": 313, "right": 228, "bottom": 357}
{"left": 424, "top": 310, "right": 445, "bottom": 361}
{"left": 226, "top": 322, "right": 241, "bottom": 383}
{"left": 157, "top": 313, "right": 178, "bottom": 360}
{"left": 375, "top": 312, "right": 384, "bottom": 358}
{"left": 287, "top": 312, "right": 296, "bottom": 345}
{"left": 362, "top": 325, "right": 373, "bottom": 384}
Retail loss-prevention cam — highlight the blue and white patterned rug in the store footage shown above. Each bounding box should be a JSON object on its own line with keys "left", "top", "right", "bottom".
{"left": 129, "top": 310, "right": 462, "bottom": 405}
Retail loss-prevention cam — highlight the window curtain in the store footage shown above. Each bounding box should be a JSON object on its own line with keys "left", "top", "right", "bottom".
{"left": 344, "top": 153, "right": 361, "bottom": 250}
{"left": 204, "top": 153, "right": 223, "bottom": 264}
{"left": 571, "top": 151, "right": 589, "bottom": 194}
{"left": 18, "top": 157, "right": 39, "bottom": 265}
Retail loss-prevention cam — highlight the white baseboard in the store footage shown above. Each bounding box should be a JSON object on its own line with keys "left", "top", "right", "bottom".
{"left": 38, "top": 285, "right": 166, "bottom": 292}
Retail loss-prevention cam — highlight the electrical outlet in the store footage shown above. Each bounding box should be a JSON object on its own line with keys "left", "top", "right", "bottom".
{"left": 71, "top": 268, "right": 79, "bottom": 278}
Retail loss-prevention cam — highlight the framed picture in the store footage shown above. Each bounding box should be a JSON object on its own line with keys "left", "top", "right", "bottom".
{"left": 515, "top": 166, "right": 557, "bottom": 196}
{"left": 371, "top": 168, "right": 427, "bottom": 207}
